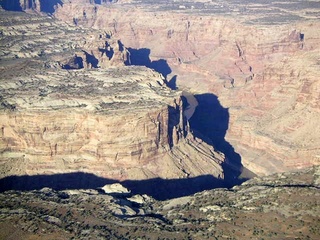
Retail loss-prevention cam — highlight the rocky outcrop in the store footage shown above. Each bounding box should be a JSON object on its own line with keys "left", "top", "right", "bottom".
{"left": 0, "top": 166, "right": 319, "bottom": 239}
{"left": 0, "top": 9, "right": 128, "bottom": 69}
{"left": 100, "top": 183, "right": 130, "bottom": 195}
{"left": 53, "top": 0, "right": 320, "bottom": 175}
{"left": 0, "top": 10, "right": 225, "bottom": 183}
{"left": 2, "top": 0, "right": 319, "bottom": 181}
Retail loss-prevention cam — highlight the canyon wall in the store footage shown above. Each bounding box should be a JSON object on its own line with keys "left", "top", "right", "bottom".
{"left": 0, "top": 102, "right": 223, "bottom": 181}
{"left": 0, "top": 10, "right": 225, "bottom": 183}
{"left": 53, "top": 0, "right": 320, "bottom": 175}
{"left": 1, "top": 0, "right": 319, "bottom": 180}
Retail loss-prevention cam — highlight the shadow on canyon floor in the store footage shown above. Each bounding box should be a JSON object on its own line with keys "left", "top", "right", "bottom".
{"left": 189, "top": 93, "right": 249, "bottom": 185}
{"left": 126, "top": 47, "right": 177, "bottom": 89}
{"left": 0, "top": 172, "right": 226, "bottom": 201}
{"left": 0, "top": 0, "right": 22, "bottom": 11}
{"left": 167, "top": 75, "right": 178, "bottom": 90}
{"left": 39, "top": 0, "right": 63, "bottom": 14}
{"left": 1, "top": 0, "right": 63, "bottom": 13}
{"left": 126, "top": 48, "right": 174, "bottom": 82}
{"left": 126, "top": 49, "right": 246, "bottom": 185}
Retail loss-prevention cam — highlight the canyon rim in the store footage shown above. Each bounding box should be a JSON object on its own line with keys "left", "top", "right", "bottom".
{"left": 53, "top": 0, "right": 320, "bottom": 176}
{"left": 1, "top": 0, "right": 320, "bottom": 239}
{"left": 1, "top": 0, "right": 319, "bottom": 184}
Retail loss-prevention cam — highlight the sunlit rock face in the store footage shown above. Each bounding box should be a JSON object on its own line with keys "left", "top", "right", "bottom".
{"left": 0, "top": 10, "right": 225, "bottom": 183}
{"left": 53, "top": 0, "right": 320, "bottom": 175}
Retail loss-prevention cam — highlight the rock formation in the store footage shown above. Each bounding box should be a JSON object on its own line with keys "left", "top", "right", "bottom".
{"left": 0, "top": 166, "right": 319, "bottom": 239}
{"left": 0, "top": 9, "right": 226, "bottom": 185}
{"left": 100, "top": 183, "right": 130, "bottom": 195}
{"left": 1, "top": 3, "right": 320, "bottom": 238}
{"left": 53, "top": 0, "right": 320, "bottom": 175}
{"left": 1, "top": 0, "right": 320, "bottom": 184}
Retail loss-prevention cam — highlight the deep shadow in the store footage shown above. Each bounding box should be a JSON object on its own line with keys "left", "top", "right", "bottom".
{"left": 126, "top": 48, "right": 172, "bottom": 80}
{"left": 1, "top": 0, "right": 22, "bottom": 11}
{"left": 1, "top": 0, "right": 63, "bottom": 13}
{"left": 94, "top": 0, "right": 113, "bottom": 4}
{"left": 189, "top": 93, "right": 245, "bottom": 186}
{"left": 39, "top": 0, "right": 63, "bottom": 14}
{"left": 118, "top": 40, "right": 125, "bottom": 51}
{"left": 0, "top": 172, "right": 115, "bottom": 192}
{"left": 168, "top": 105, "right": 181, "bottom": 148}
{"left": 150, "top": 59, "right": 171, "bottom": 78}
{"left": 62, "top": 55, "right": 84, "bottom": 70}
{"left": 126, "top": 48, "right": 150, "bottom": 66}
{"left": 83, "top": 50, "right": 99, "bottom": 68}
{"left": 99, "top": 46, "right": 114, "bottom": 60}
{"left": 122, "top": 175, "right": 226, "bottom": 201}
{"left": 299, "top": 33, "right": 304, "bottom": 41}
{"left": 167, "top": 75, "right": 178, "bottom": 90}
{"left": 0, "top": 172, "right": 226, "bottom": 201}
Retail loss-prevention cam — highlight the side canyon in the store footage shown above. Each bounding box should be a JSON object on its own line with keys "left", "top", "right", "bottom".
{"left": 0, "top": 8, "right": 228, "bottom": 195}
{"left": 1, "top": 1, "right": 320, "bottom": 239}
{"left": 53, "top": 0, "right": 320, "bottom": 175}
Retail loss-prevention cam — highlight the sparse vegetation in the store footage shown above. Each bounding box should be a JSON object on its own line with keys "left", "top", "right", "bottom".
{"left": 0, "top": 166, "right": 319, "bottom": 239}
{"left": 1, "top": 1, "right": 320, "bottom": 239}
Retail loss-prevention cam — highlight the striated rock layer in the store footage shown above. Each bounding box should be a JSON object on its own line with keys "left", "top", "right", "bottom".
{"left": 53, "top": 0, "right": 320, "bottom": 175}
{"left": 0, "top": 10, "right": 225, "bottom": 183}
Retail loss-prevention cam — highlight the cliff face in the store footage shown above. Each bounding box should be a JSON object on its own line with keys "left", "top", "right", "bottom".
{"left": 2, "top": 1, "right": 319, "bottom": 181}
{"left": 0, "top": 93, "right": 224, "bottom": 181}
{"left": 0, "top": 10, "right": 225, "bottom": 182}
{"left": 53, "top": 0, "right": 320, "bottom": 175}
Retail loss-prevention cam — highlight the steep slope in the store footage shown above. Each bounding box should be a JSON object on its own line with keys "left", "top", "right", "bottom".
{"left": 53, "top": 0, "right": 320, "bottom": 175}
{"left": 0, "top": 10, "right": 226, "bottom": 184}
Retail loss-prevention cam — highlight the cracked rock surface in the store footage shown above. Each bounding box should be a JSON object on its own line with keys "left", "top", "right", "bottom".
{"left": 0, "top": 166, "right": 319, "bottom": 239}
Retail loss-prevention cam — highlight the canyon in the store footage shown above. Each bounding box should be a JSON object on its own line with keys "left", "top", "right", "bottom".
{"left": 1, "top": 1, "right": 320, "bottom": 239}
{"left": 52, "top": 0, "right": 320, "bottom": 175}
{"left": 0, "top": 0, "right": 320, "bottom": 194}
{"left": 0, "top": 8, "right": 228, "bottom": 194}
